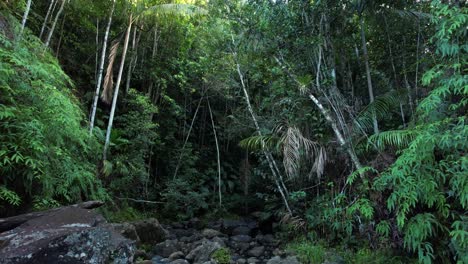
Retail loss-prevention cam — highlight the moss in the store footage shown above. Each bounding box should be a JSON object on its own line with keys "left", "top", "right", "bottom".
{"left": 212, "top": 248, "right": 231, "bottom": 264}
{"left": 286, "top": 239, "right": 326, "bottom": 264}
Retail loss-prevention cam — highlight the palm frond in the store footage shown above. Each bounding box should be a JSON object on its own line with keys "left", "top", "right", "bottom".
{"left": 239, "top": 135, "right": 281, "bottom": 152}
{"left": 353, "top": 89, "right": 407, "bottom": 133}
{"left": 278, "top": 126, "right": 326, "bottom": 179}
{"left": 101, "top": 40, "right": 120, "bottom": 104}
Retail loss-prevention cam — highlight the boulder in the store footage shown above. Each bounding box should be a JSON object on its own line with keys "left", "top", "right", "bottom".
{"left": 132, "top": 218, "right": 168, "bottom": 244}
{"left": 186, "top": 240, "right": 222, "bottom": 263}
{"left": 153, "top": 240, "right": 181, "bottom": 258}
{"left": 266, "top": 256, "right": 300, "bottom": 264}
{"left": 247, "top": 246, "right": 265, "bottom": 257}
{"left": 0, "top": 202, "right": 135, "bottom": 264}
{"left": 111, "top": 222, "right": 140, "bottom": 244}
{"left": 168, "top": 251, "right": 185, "bottom": 261}
{"left": 232, "top": 226, "right": 251, "bottom": 236}
{"left": 231, "top": 235, "right": 252, "bottom": 243}
{"left": 201, "top": 228, "right": 222, "bottom": 238}
{"left": 170, "top": 260, "right": 189, "bottom": 264}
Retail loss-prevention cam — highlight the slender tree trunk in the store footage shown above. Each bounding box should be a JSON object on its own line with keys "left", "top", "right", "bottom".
{"left": 275, "top": 56, "right": 364, "bottom": 176}
{"left": 359, "top": 16, "right": 378, "bottom": 134}
{"left": 125, "top": 23, "right": 137, "bottom": 93}
{"left": 89, "top": 0, "right": 115, "bottom": 135}
{"left": 173, "top": 95, "right": 204, "bottom": 180}
{"left": 103, "top": 13, "right": 133, "bottom": 160}
{"left": 44, "top": 0, "right": 66, "bottom": 48}
{"left": 207, "top": 99, "right": 222, "bottom": 207}
{"left": 233, "top": 46, "right": 292, "bottom": 215}
{"left": 19, "top": 0, "right": 32, "bottom": 39}
{"left": 148, "top": 27, "right": 159, "bottom": 97}
{"left": 54, "top": 14, "right": 66, "bottom": 57}
{"left": 383, "top": 15, "right": 406, "bottom": 126}
{"left": 40, "top": 0, "right": 56, "bottom": 40}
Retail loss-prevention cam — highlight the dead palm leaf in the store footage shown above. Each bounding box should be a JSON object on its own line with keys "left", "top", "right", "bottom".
{"left": 101, "top": 39, "right": 120, "bottom": 104}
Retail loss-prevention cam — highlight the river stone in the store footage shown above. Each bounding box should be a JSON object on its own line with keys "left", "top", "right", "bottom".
{"left": 248, "top": 246, "right": 265, "bottom": 257}
{"left": 247, "top": 257, "right": 259, "bottom": 263}
{"left": 154, "top": 240, "right": 180, "bottom": 258}
{"left": 231, "top": 235, "right": 252, "bottom": 243}
{"left": 170, "top": 260, "right": 189, "bottom": 264}
{"left": 186, "top": 240, "right": 222, "bottom": 263}
{"left": 202, "top": 228, "right": 222, "bottom": 238}
{"left": 266, "top": 256, "right": 300, "bottom": 264}
{"left": 232, "top": 226, "right": 251, "bottom": 236}
{"left": 168, "top": 251, "right": 185, "bottom": 261}
{"left": 132, "top": 218, "right": 169, "bottom": 244}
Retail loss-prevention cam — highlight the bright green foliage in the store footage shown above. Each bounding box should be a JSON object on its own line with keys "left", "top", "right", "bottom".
{"left": 0, "top": 13, "right": 105, "bottom": 211}
{"left": 105, "top": 89, "right": 158, "bottom": 198}
{"left": 286, "top": 239, "right": 326, "bottom": 264}
{"left": 372, "top": 2, "right": 467, "bottom": 262}
{"left": 211, "top": 248, "right": 231, "bottom": 264}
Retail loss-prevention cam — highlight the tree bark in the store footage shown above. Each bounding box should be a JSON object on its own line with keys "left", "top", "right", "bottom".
{"left": 207, "top": 99, "right": 222, "bottom": 207}
{"left": 19, "top": 0, "right": 32, "bottom": 38}
{"left": 173, "top": 95, "right": 204, "bottom": 180}
{"left": 40, "top": 0, "right": 56, "bottom": 40}
{"left": 360, "top": 16, "right": 378, "bottom": 134}
{"left": 103, "top": 13, "right": 133, "bottom": 160}
{"left": 233, "top": 45, "right": 292, "bottom": 215}
{"left": 44, "top": 0, "right": 66, "bottom": 48}
{"left": 89, "top": 0, "right": 115, "bottom": 135}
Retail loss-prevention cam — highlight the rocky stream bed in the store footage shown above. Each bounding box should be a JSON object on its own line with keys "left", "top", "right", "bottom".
{"left": 0, "top": 202, "right": 304, "bottom": 264}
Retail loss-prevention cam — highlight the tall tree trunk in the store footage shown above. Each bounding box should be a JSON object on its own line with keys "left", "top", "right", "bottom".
{"left": 125, "top": 23, "right": 136, "bottom": 93}
{"left": 383, "top": 15, "right": 406, "bottom": 126}
{"left": 89, "top": 0, "right": 115, "bottom": 135}
{"left": 19, "top": 0, "right": 32, "bottom": 39}
{"left": 173, "top": 95, "right": 204, "bottom": 180}
{"left": 207, "top": 99, "right": 222, "bottom": 207}
{"left": 40, "top": 0, "right": 56, "bottom": 40}
{"left": 44, "top": 0, "right": 66, "bottom": 48}
{"left": 233, "top": 45, "right": 292, "bottom": 215}
{"left": 275, "top": 56, "right": 364, "bottom": 177}
{"left": 359, "top": 16, "right": 378, "bottom": 134}
{"left": 103, "top": 13, "right": 133, "bottom": 160}
{"left": 54, "top": 14, "right": 66, "bottom": 57}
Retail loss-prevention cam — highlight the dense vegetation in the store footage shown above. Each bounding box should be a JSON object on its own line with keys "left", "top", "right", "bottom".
{"left": 1, "top": 0, "right": 466, "bottom": 263}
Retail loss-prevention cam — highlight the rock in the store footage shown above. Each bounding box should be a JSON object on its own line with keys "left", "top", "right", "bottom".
{"left": 152, "top": 256, "right": 170, "bottom": 264}
{"left": 136, "top": 260, "right": 153, "bottom": 264}
{"left": 221, "top": 219, "right": 245, "bottom": 234}
{"left": 0, "top": 204, "right": 135, "bottom": 264}
{"left": 170, "top": 260, "right": 189, "bottom": 264}
{"left": 232, "top": 226, "right": 251, "bottom": 236}
{"left": 231, "top": 235, "right": 252, "bottom": 243}
{"left": 172, "top": 228, "right": 196, "bottom": 238}
{"left": 186, "top": 240, "right": 222, "bottom": 263}
{"left": 212, "top": 236, "right": 227, "bottom": 247}
{"left": 322, "top": 252, "right": 346, "bottom": 264}
{"left": 111, "top": 222, "right": 141, "bottom": 244}
{"left": 168, "top": 251, "right": 185, "bottom": 261}
{"left": 154, "top": 240, "right": 180, "bottom": 258}
{"left": 237, "top": 258, "right": 247, "bottom": 264}
{"left": 132, "top": 218, "right": 169, "bottom": 244}
{"left": 135, "top": 249, "right": 151, "bottom": 260}
{"left": 248, "top": 246, "right": 265, "bottom": 257}
{"left": 266, "top": 256, "right": 300, "bottom": 264}
{"left": 202, "top": 228, "right": 222, "bottom": 238}
{"left": 247, "top": 257, "right": 259, "bottom": 263}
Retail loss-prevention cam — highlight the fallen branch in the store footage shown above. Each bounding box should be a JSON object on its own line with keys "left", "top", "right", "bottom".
{"left": 115, "top": 197, "right": 164, "bottom": 204}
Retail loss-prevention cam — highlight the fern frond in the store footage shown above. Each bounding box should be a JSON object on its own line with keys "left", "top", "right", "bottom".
{"left": 368, "top": 129, "right": 418, "bottom": 151}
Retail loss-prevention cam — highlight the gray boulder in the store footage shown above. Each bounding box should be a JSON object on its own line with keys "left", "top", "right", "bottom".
{"left": 0, "top": 202, "right": 135, "bottom": 264}
{"left": 248, "top": 246, "right": 265, "bottom": 257}
{"left": 154, "top": 240, "right": 180, "bottom": 258}
{"left": 132, "top": 218, "right": 169, "bottom": 244}
{"left": 266, "top": 256, "right": 300, "bottom": 264}
{"left": 186, "top": 240, "right": 222, "bottom": 263}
